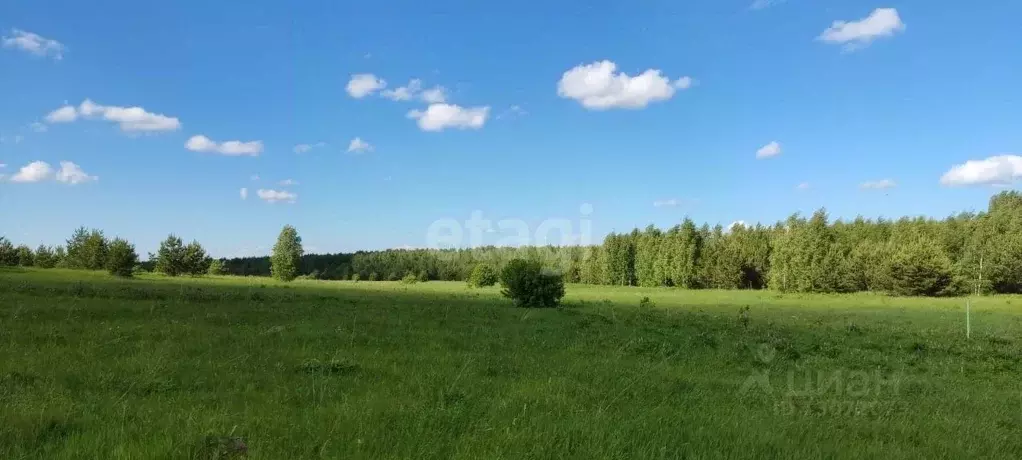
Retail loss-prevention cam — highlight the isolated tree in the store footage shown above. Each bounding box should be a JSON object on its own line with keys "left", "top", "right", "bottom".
{"left": 271, "top": 225, "right": 304, "bottom": 282}
{"left": 154, "top": 234, "right": 187, "bottom": 276}
{"left": 182, "top": 240, "right": 212, "bottom": 275}
{"left": 15, "top": 245, "right": 34, "bottom": 267}
{"left": 106, "top": 238, "right": 139, "bottom": 277}
{"left": 34, "top": 245, "right": 57, "bottom": 269}
{"left": 0, "top": 237, "right": 16, "bottom": 266}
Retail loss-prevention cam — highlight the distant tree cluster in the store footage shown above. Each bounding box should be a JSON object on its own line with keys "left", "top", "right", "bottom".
{"left": 215, "top": 191, "right": 1022, "bottom": 297}
{"left": 0, "top": 227, "right": 140, "bottom": 277}
{"left": 7, "top": 192, "right": 1022, "bottom": 296}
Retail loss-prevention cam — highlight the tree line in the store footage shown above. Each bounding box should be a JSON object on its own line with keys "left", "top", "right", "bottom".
{"left": 220, "top": 191, "right": 1022, "bottom": 296}
{"left": 4, "top": 192, "right": 1021, "bottom": 296}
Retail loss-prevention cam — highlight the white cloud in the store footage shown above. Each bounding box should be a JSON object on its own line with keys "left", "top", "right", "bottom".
{"left": 279, "top": 179, "right": 299, "bottom": 186}
{"left": 257, "top": 189, "right": 297, "bottom": 204}
{"left": 0, "top": 163, "right": 6, "bottom": 168}
{"left": 756, "top": 141, "right": 782, "bottom": 159}
{"left": 407, "top": 103, "right": 489, "bottom": 131}
{"left": 2, "top": 29, "right": 65, "bottom": 59}
{"left": 293, "top": 142, "right": 326, "bottom": 154}
{"left": 30, "top": 122, "right": 47, "bottom": 133}
{"left": 940, "top": 155, "right": 1022, "bottom": 187}
{"left": 240, "top": 187, "right": 248, "bottom": 200}
{"left": 653, "top": 198, "right": 680, "bottom": 208}
{"left": 185, "top": 135, "right": 262, "bottom": 156}
{"left": 346, "top": 73, "right": 387, "bottom": 98}
{"left": 860, "top": 179, "right": 897, "bottom": 190}
{"left": 818, "top": 8, "right": 905, "bottom": 50}
{"left": 45, "top": 105, "right": 78, "bottom": 123}
{"left": 381, "top": 79, "right": 422, "bottom": 101}
{"left": 44, "top": 99, "right": 180, "bottom": 132}
{"left": 420, "top": 86, "right": 448, "bottom": 104}
{"left": 347, "top": 137, "right": 373, "bottom": 153}
{"left": 557, "top": 60, "right": 692, "bottom": 110}
{"left": 796, "top": 182, "right": 811, "bottom": 190}
{"left": 11, "top": 161, "right": 54, "bottom": 183}
{"left": 55, "top": 161, "right": 97, "bottom": 185}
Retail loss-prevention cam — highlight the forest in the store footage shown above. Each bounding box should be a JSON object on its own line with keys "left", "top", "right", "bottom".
{"left": 220, "top": 191, "right": 1022, "bottom": 296}
{"left": 3, "top": 191, "right": 1021, "bottom": 297}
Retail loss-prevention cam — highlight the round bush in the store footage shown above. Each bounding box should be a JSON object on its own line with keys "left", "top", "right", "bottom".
{"left": 468, "top": 263, "right": 499, "bottom": 287}
{"left": 499, "top": 259, "right": 565, "bottom": 308}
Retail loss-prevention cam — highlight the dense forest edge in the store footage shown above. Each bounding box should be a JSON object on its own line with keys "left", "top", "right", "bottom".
{"left": 4, "top": 191, "right": 1022, "bottom": 297}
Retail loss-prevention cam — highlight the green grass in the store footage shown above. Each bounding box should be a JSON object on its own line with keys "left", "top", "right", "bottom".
{"left": 2, "top": 267, "right": 1021, "bottom": 459}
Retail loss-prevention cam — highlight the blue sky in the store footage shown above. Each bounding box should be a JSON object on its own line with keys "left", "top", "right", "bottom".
{"left": 1, "top": 0, "right": 1020, "bottom": 257}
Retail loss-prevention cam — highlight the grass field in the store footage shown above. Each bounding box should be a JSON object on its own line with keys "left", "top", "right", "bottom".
{"left": 2, "top": 267, "right": 1022, "bottom": 459}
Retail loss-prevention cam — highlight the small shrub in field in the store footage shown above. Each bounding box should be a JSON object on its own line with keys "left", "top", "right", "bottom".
{"left": 106, "top": 238, "right": 139, "bottom": 278}
{"left": 368, "top": 272, "right": 378, "bottom": 281}
{"left": 417, "top": 271, "right": 429, "bottom": 282}
{"left": 639, "top": 296, "right": 655, "bottom": 309}
{"left": 401, "top": 273, "right": 419, "bottom": 284}
{"left": 468, "top": 263, "right": 499, "bottom": 287}
{"left": 499, "top": 259, "right": 565, "bottom": 308}
{"left": 351, "top": 273, "right": 361, "bottom": 282}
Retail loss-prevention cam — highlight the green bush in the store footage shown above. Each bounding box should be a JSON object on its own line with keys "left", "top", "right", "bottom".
{"left": 368, "top": 272, "right": 378, "bottom": 281}
{"left": 468, "top": 263, "right": 499, "bottom": 287}
{"left": 499, "top": 259, "right": 565, "bottom": 308}
{"left": 106, "top": 238, "right": 139, "bottom": 278}
{"left": 400, "top": 273, "right": 419, "bottom": 284}
{"left": 351, "top": 273, "right": 361, "bottom": 282}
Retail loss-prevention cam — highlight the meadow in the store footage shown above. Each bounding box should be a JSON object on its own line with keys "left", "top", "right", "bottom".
{"left": 2, "top": 267, "right": 1022, "bottom": 459}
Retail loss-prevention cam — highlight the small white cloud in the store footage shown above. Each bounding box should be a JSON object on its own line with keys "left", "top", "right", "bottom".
{"left": 29, "top": 122, "right": 47, "bottom": 133}
{"left": 0, "top": 163, "right": 6, "bottom": 168}
{"left": 420, "top": 86, "right": 448, "bottom": 104}
{"left": 940, "top": 155, "right": 1022, "bottom": 187}
{"left": 11, "top": 161, "right": 54, "bottom": 183}
{"left": 818, "top": 8, "right": 905, "bottom": 50}
{"left": 756, "top": 141, "right": 781, "bottom": 159}
{"left": 240, "top": 187, "right": 248, "bottom": 200}
{"left": 407, "top": 103, "right": 489, "bottom": 131}
{"left": 257, "top": 189, "right": 297, "bottom": 204}
{"left": 796, "top": 182, "right": 811, "bottom": 190}
{"left": 674, "top": 76, "right": 694, "bottom": 90}
{"left": 653, "top": 198, "right": 680, "bottom": 208}
{"left": 861, "top": 179, "right": 897, "bottom": 190}
{"left": 45, "top": 105, "right": 78, "bottom": 123}
{"left": 2, "top": 29, "right": 65, "bottom": 59}
{"left": 346, "top": 73, "right": 387, "bottom": 98}
{"left": 293, "top": 141, "right": 326, "bottom": 154}
{"left": 279, "top": 179, "right": 299, "bottom": 186}
{"left": 557, "top": 60, "right": 692, "bottom": 110}
{"left": 381, "top": 79, "right": 422, "bottom": 101}
{"left": 44, "top": 99, "right": 180, "bottom": 132}
{"left": 185, "top": 135, "right": 262, "bottom": 156}
{"left": 55, "top": 161, "right": 97, "bottom": 185}
{"left": 347, "top": 137, "right": 373, "bottom": 153}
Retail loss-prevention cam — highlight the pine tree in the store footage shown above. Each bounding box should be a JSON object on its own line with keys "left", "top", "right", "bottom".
{"left": 155, "top": 235, "right": 186, "bottom": 276}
